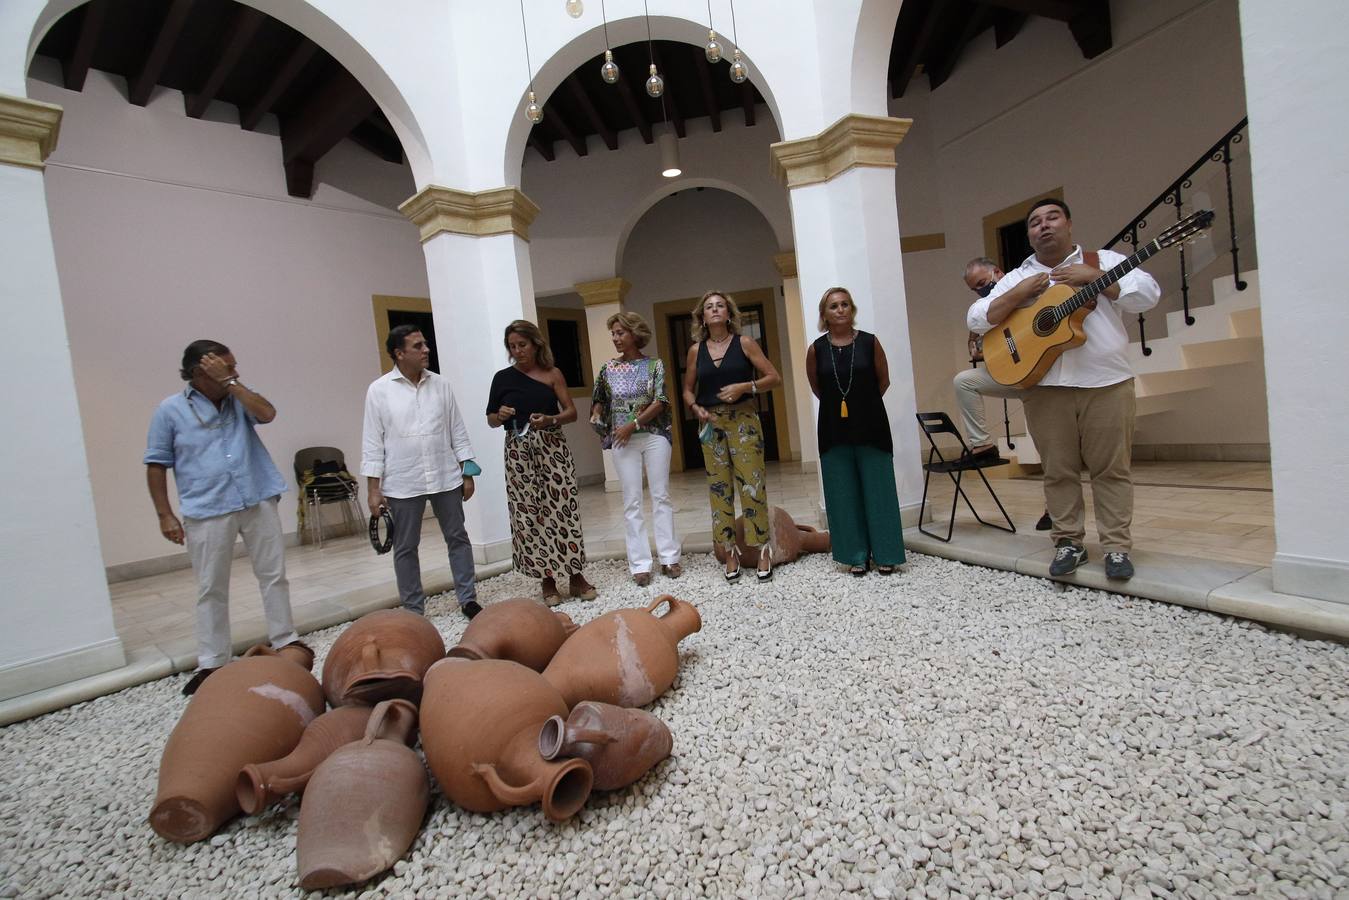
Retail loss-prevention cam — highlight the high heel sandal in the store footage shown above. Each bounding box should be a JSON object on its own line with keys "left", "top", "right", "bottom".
{"left": 723, "top": 545, "right": 742, "bottom": 582}
{"left": 756, "top": 545, "right": 774, "bottom": 582}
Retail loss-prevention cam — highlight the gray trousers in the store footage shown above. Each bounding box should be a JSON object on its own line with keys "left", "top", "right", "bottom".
{"left": 182, "top": 497, "right": 298, "bottom": 669}
{"left": 952, "top": 365, "right": 1024, "bottom": 447}
{"left": 386, "top": 489, "right": 477, "bottom": 614}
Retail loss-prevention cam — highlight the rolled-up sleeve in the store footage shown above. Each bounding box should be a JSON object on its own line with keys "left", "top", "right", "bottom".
{"left": 1112, "top": 259, "right": 1161, "bottom": 314}
{"left": 144, "top": 404, "right": 176, "bottom": 467}
{"left": 360, "top": 384, "right": 385, "bottom": 478}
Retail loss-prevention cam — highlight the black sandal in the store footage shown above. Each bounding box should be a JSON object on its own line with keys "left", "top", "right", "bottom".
{"left": 849, "top": 565, "right": 867, "bottom": 577}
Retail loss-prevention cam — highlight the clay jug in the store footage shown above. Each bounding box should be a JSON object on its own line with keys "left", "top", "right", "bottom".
{"left": 149, "top": 645, "right": 324, "bottom": 843}
{"left": 296, "top": 699, "right": 426, "bottom": 890}
{"left": 541, "top": 595, "right": 701, "bottom": 709}
{"left": 236, "top": 705, "right": 373, "bottom": 814}
{"left": 714, "top": 506, "right": 832, "bottom": 567}
{"left": 420, "top": 658, "right": 592, "bottom": 821}
{"left": 538, "top": 701, "right": 673, "bottom": 791}
{"left": 447, "top": 598, "right": 578, "bottom": 671}
{"left": 321, "top": 608, "right": 445, "bottom": 707}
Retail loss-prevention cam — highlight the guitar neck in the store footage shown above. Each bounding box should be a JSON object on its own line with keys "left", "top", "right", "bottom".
{"left": 1064, "top": 242, "right": 1159, "bottom": 311}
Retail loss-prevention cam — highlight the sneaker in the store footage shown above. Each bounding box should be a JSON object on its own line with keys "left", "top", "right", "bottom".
{"left": 181, "top": 667, "right": 219, "bottom": 696}
{"left": 1035, "top": 511, "right": 1052, "bottom": 531}
{"left": 1049, "top": 542, "right": 1087, "bottom": 577}
{"left": 461, "top": 600, "right": 483, "bottom": 620}
{"left": 1104, "top": 552, "right": 1135, "bottom": 580}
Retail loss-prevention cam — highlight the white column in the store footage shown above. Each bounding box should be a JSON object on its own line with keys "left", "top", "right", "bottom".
{"left": 1239, "top": 1, "right": 1349, "bottom": 604}
{"left": 771, "top": 115, "right": 924, "bottom": 524}
{"left": 575, "top": 277, "right": 630, "bottom": 492}
{"left": 401, "top": 185, "right": 540, "bottom": 564}
{"left": 0, "top": 94, "right": 125, "bottom": 700}
{"left": 776, "top": 252, "right": 818, "bottom": 471}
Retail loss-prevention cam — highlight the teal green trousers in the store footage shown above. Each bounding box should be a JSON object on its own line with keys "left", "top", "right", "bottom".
{"left": 820, "top": 444, "right": 906, "bottom": 567}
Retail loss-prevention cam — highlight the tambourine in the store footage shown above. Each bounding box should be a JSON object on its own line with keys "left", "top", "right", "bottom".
{"left": 369, "top": 506, "right": 394, "bottom": 555}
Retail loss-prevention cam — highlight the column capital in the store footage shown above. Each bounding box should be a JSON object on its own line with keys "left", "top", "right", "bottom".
{"left": 0, "top": 94, "right": 63, "bottom": 170}
{"left": 575, "top": 277, "right": 631, "bottom": 307}
{"left": 773, "top": 251, "right": 798, "bottom": 278}
{"left": 398, "top": 184, "right": 540, "bottom": 243}
{"left": 769, "top": 114, "right": 911, "bottom": 189}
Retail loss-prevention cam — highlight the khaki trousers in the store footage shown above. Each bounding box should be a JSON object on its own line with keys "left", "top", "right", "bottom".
{"left": 1022, "top": 378, "right": 1136, "bottom": 553}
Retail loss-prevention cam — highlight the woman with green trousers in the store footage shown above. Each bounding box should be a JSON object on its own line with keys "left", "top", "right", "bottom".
{"left": 805, "top": 287, "right": 906, "bottom": 576}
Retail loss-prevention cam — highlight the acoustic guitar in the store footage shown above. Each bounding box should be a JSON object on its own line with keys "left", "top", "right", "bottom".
{"left": 982, "top": 209, "right": 1216, "bottom": 387}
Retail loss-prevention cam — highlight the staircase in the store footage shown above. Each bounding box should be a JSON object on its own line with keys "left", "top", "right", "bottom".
{"left": 992, "top": 269, "right": 1262, "bottom": 473}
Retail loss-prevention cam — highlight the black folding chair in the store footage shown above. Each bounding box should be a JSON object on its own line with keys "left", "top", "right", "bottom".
{"left": 916, "top": 412, "right": 1016, "bottom": 542}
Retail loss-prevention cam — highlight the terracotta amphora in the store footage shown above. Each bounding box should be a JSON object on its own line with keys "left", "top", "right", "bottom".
{"left": 236, "top": 705, "right": 373, "bottom": 814}
{"left": 296, "top": 699, "right": 427, "bottom": 890}
{"left": 447, "top": 598, "right": 578, "bottom": 671}
{"left": 149, "top": 645, "right": 324, "bottom": 843}
{"left": 538, "top": 701, "right": 673, "bottom": 791}
{"left": 420, "top": 658, "right": 593, "bottom": 822}
{"left": 321, "top": 608, "right": 446, "bottom": 707}
{"left": 541, "top": 595, "right": 701, "bottom": 709}
{"left": 713, "top": 506, "right": 832, "bottom": 567}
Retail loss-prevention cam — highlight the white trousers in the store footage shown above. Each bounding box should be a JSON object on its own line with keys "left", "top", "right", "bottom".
{"left": 611, "top": 433, "right": 680, "bottom": 574}
{"left": 953, "top": 365, "right": 1024, "bottom": 447}
{"left": 183, "top": 497, "right": 299, "bottom": 669}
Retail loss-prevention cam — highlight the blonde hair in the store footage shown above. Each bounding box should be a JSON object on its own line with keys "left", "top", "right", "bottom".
{"left": 503, "top": 319, "right": 554, "bottom": 369}
{"left": 691, "top": 290, "right": 742, "bottom": 343}
{"left": 817, "top": 286, "right": 857, "bottom": 332}
{"left": 606, "top": 311, "right": 653, "bottom": 349}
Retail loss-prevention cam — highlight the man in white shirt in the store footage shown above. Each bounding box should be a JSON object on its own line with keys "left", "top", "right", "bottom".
{"left": 362, "top": 325, "right": 481, "bottom": 619}
{"left": 967, "top": 199, "right": 1160, "bottom": 580}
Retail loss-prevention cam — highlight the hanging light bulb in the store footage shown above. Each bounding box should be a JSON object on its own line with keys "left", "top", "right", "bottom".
{"left": 601, "top": 49, "right": 620, "bottom": 84}
{"left": 525, "top": 90, "right": 544, "bottom": 124}
{"left": 645, "top": 63, "right": 664, "bottom": 98}
{"left": 729, "top": 48, "right": 748, "bottom": 84}
{"left": 565, "top": 0, "right": 584, "bottom": 18}
{"left": 658, "top": 126, "right": 681, "bottom": 178}
{"left": 705, "top": 30, "right": 723, "bottom": 63}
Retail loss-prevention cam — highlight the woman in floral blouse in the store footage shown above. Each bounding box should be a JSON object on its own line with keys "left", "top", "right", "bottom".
{"left": 590, "top": 311, "right": 681, "bottom": 586}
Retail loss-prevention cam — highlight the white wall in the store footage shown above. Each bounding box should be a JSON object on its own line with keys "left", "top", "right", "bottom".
{"left": 29, "top": 67, "right": 429, "bottom": 569}
{"left": 889, "top": 0, "right": 1252, "bottom": 444}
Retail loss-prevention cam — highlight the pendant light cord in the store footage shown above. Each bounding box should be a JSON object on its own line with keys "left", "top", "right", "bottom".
{"left": 601, "top": 0, "right": 610, "bottom": 49}
{"left": 518, "top": 0, "right": 535, "bottom": 91}
{"left": 729, "top": 0, "right": 740, "bottom": 45}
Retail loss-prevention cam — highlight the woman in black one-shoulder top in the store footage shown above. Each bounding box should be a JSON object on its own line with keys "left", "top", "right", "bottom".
{"left": 680, "top": 290, "right": 782, "bottom": 582}
{"left": 486, "top": 320, "right": 596, "bottom": 605}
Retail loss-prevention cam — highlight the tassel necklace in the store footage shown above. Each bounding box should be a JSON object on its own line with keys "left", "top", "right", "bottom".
{"left": 831, "top": 332, "right": 856, "bottom": 418}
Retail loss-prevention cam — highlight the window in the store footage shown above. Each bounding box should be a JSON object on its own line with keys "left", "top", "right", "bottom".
{"left": 536, "top": 306, "right": 592, "bottom": 398}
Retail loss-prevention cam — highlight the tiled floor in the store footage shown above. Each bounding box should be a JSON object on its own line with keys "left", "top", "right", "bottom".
{"left": 108, "top": 460, "right": 1274, "bottom": 661}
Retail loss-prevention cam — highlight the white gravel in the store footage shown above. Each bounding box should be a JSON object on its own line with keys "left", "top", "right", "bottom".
{"left": 2, "top": 553, "right": 1347, "bottom": 898}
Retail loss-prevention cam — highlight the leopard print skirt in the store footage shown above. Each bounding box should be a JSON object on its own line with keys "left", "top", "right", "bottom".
{"left": 503, "top": 427, "right": 586, "bottom": 578}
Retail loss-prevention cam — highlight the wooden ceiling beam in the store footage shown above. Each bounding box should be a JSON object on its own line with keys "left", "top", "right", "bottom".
{"left": 993, "top": 9, "right": 1030, "bottom": 47}
{"left": 528, "top": 131, "right": 556, "bottom": 162}
{"left": 890, "top": 0, "right": 945, "bottom": 98}
{"left": 129, "top": 0, "right": 195, "bottom": 106}
{"left": 926, "top": 2, "right": 994, "bottom": 91}
{"left": 692, "top": 45, "right": 721, "bottom": 133}
{"left": 614, "top": 67, "right": 653, "bottom": 144}
{"left": 649, "top": 46, "right": 685, "bottom": 138}
{"left": 740, "top": 80, "right": 756, "bottom": 127}
{"left": 240, "top": 36, "right": 316, "bottom": 131}
{"left": 565, "top": 74, "right": 617, "bottom": 150}
{"left": 185, "top": 5, "right": 265, "bottom": 118}
{"left": 62, "top": 0, "right": 107, "bottom": 92}
{"left": 548, "top": 105, "right": 588, "bottom": 158}
{"left": 280, "top": 68, "right": 376, "bottom": 196}
{"left": 976, "top": 0, "right": 1082, "bottom": 22}
{"left": 348, "top": 119, "right": 402, "bottom": 163}
{"left": 1068, "top": 0, "right": 1112, "bottom": 59}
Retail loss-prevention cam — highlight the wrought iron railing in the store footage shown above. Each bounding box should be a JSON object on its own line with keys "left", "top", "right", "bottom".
{"left": 1105, "top": 118, "right": 1250, "bottom": 355}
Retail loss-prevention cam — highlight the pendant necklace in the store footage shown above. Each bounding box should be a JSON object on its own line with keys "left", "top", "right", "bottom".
{"left": 831, "top": 333, "right": 856, "bottom": 418}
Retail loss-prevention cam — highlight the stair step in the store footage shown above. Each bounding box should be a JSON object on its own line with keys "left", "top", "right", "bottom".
{"left": 1181, "top": 335, "right": 1263, "bottom": 368}
{"left": 1136, "top": 368, "right": 1214, "bottom": 398}
{"left": 1229, "top": 307, "right": 1262, "bottom": 338}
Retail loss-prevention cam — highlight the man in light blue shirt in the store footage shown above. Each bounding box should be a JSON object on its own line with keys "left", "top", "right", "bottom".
{"left": 145, "top": 339, "right": 301, "bottom": 695}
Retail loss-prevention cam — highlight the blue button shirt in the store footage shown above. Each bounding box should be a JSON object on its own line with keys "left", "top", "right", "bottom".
{"left": 144, "top": 387, "right": 288, "bottom": 520}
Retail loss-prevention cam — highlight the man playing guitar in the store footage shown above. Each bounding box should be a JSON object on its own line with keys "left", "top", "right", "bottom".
{"left": 967, "top": 199, "right": 1159, "bottom": 580}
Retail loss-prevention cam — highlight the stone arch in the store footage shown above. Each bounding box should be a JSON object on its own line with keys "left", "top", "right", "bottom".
{"left": 852, "top": 0, "right": 904, "bottom": 115}
{"left": 18, "top": 0, "right": 434, "bottom": 184}
{"left": 502, "top": 14, "right": 785, "bottom": 185}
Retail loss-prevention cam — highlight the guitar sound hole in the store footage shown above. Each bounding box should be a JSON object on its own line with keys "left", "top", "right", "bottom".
{"left": 1033, "top": 309, "right": 1058, "bottom": 337}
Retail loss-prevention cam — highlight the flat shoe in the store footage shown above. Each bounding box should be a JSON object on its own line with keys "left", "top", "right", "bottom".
{"left": 876, "top": 565, "right": 896, "bottom": 576}
{"left": 542, "top": 592, "right": 563, "bottom": 607}
{"left": 572, "top": 585, "right": 598, "bottom": 600}
{"left": 182, "top": 667, "right": 219, "bottom": 697}
{"left": 661, "top": 563, "right": 682, "bottom": 579}
{"left": 849, "top": 565, "right": 867, "bottom": 577}
{"left": 633, "top": 572, "right": 652, "bottom": 587}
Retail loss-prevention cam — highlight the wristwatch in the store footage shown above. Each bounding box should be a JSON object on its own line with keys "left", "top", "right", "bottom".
{"left": 224, "top": 377, "right": 240, "bottom": 389}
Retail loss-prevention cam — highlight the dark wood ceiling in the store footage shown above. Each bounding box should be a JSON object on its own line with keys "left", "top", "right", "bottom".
{"left": 33, "top": 0, "right": 400, "bottom": 198}
{"left": 33, "top": 0, "right": 1112, "bottom": 178}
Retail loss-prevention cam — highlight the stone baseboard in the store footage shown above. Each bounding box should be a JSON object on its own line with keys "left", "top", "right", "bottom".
{"left": 1132, "top": 442, "right": 1271, "bottom": 462}
{"left": 0, "top": 636, "right": 126, "bottom": 702}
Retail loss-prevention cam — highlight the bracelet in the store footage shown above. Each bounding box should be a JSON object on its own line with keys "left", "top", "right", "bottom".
{"left": 750, "top": 380, "right": 757, "bottom": 396}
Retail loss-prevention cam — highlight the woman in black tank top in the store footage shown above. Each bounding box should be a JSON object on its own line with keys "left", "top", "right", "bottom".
{"left": 805, "top": 287, "right": 905, "bottom": 576}
{"left": 680, "top": 291, "right": 782, "bottom": 581}
{"left": 486, "top": 320, "right": 597, "bottom": 604}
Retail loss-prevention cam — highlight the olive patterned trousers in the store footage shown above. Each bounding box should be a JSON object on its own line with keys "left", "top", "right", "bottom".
{"left": 699, "top": 401, "right": 769, "bottom": 550}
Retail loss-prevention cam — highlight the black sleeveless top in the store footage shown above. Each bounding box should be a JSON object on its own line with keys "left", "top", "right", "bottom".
{"left": 813, "top": 331, "right": 892, "bottom": 455}
{"left": 486, "top": 366, "right": 560, "bottom": 432}
{"left": 695, "top": 335, "right": 754, "bottom": 408}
